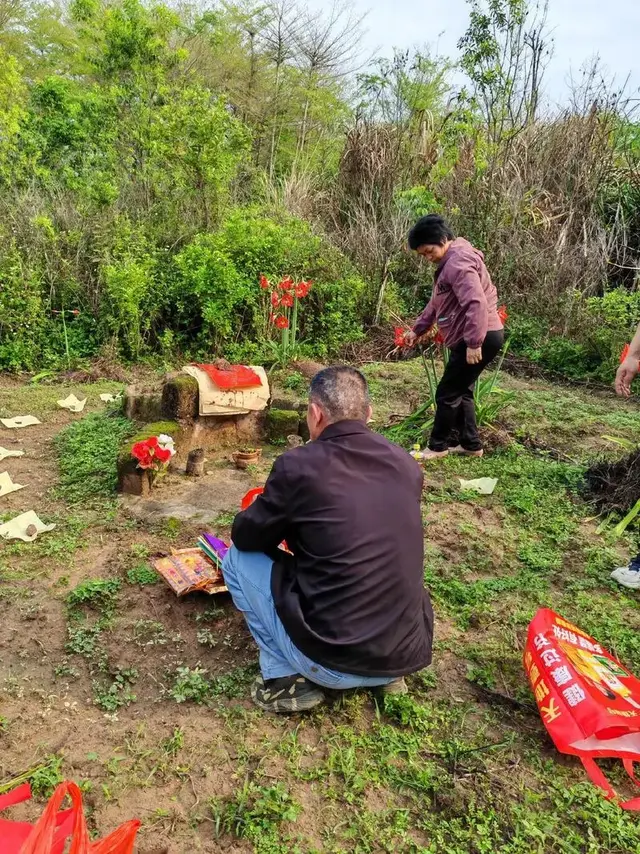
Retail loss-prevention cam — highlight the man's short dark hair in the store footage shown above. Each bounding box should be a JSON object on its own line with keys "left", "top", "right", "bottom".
{"left": 309, "top": 366, "right": 370, "bottom": 423}
{"left": 408, "top": 214, "right": 455, "bottom": 250}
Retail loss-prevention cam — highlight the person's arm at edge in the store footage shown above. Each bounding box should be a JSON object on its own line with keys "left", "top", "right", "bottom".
{"left": 616, "top": 323, "right": 640, "bottom": 397}
{"left": 231, "top": 455, "right": 289, "bottom": 556}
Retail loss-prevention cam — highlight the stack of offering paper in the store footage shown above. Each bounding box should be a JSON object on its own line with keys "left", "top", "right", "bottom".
{"left": 198, "top": 533, "right": 229, "bottom": 569}
{"left": 153, "top": 547, "right": 227, "bottom": 596}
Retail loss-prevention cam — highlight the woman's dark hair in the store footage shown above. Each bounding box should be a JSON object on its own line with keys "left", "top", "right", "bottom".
{"left": 407, "top": 214, "right": 455, "bottom": 250}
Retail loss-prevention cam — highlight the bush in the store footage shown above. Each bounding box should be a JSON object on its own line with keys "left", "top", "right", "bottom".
{"left": 162, "top": 207, "right": 366, "bottom": 361}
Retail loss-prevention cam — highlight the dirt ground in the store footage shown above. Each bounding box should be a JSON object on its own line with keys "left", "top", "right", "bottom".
{"left": 3, "top": 365, "right": 640, "bottom": 852}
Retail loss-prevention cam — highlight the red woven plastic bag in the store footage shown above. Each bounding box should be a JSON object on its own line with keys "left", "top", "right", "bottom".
{"left": 193, "top": 364, "right": 261, "bottom": 390}
{"left": 525, "top": 608, "right": 640, "bottom": 809}
{"left": 0, "top": 781, "right": 140, "bottom": 854}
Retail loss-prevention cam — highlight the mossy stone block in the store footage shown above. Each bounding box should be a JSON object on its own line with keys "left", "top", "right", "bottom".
{"left": 267, "top": 409, "right": 300, "bottom": 443}
{"left": 162, "top": 373, "right": 199, "bottom": 421}
{"left": 270, "top": 396, "right": 302, "bottom": 412}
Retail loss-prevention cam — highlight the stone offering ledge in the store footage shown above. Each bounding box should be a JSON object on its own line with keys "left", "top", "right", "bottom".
{"left": 117, "top": 370, "right": 309, "bottom": 495}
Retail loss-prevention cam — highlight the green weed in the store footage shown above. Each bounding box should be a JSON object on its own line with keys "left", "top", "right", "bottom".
{"left": 54, "top": 413, "right": 134, "bottom": 503}
{"left": 126, "top": 564, "right": 158, "bottom": 585}
{"left": 66, "top": 578, "right": 121, "bottom": 615}
{"left": 30, "top": 755, "right": 64, "bottom": 798}
{"left": 93, "top": 668, "right": 138, "bottom": 712}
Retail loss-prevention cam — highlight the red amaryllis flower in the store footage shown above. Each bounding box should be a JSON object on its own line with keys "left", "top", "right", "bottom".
{"left": 279, "top": 277, "right": 294, "bottom": 291}
{"left": 275, "top": 315, "right": 290, "bottom": 329}
{"left": 295, "top": 280, "right": 311, "bottom": 299}
{"left": 259, "top": 275, "right": 270, "bottom": 290}
{"left": 269, "top": 312, "right": 277, "bottom": 323}
{"left": 271, "top": 292, "right": 280, "bottom": 308}
{"left": 497, "top": 304, "right": 508, "bottom": 324}
{"left": 394, "top": 327, "right": 407, "bottom": 347}
{"left": 434, "top": 328, "right": 446, "bottom": 346}
{"left": 281, "top": 292, "right": 294, "bottom": 308}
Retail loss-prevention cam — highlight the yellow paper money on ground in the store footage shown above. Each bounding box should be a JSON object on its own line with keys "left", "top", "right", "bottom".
{"left": 0, "top": 416, "right": 40, "bottom": 429}
{"left": 57, "top": 394, "right": 87, "bottom": 412}
{"left": 0, "top": 472, "right": 24, "bottom": 497}
{"left": 0, "top": 447, "right": 24, "bottom": 461}
{"left": 459, "top": 477, "right": 498, "bottom": 495}
{"left": 0, "top": 511, "right": 55, "bottom": 542}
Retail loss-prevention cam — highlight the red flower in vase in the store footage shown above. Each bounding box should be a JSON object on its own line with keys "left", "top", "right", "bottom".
{"left": 281, "top": 292, "right": 294, "bottom": 308}
{"left": 295, "top": 281, "right": 311, "bottom": 299}
{"left": 275, "top": 315, "right": 290, "bottom": 330}
{"left": 132, "top": 436, "right": 172, "bottom": 470}
{"left": 279, "top": 277, "right": 294, "bottom": 291}
{"left": 259, "top": 275, "right": 270, "bottom": 290}
{"left": 497, "top": 304, "right": 508, "bottom": 324}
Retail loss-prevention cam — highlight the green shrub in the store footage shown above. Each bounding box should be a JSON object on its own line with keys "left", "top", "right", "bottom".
{"left": 54, "top": 413, "right": 134, "bottom": 503}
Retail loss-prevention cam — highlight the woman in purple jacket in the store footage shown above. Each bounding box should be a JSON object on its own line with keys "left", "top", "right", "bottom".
{"left": 404, "top": 214, "right": 504, "bottom": 460}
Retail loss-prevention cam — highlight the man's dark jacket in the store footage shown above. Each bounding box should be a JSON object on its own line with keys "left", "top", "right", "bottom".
{"left": 231, "top": 420, "right": 434, "bottom": 677}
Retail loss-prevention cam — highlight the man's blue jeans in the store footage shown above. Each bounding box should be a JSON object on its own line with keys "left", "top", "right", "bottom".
{"left": 222, "top": 545, "right": 393, "bottom": 690}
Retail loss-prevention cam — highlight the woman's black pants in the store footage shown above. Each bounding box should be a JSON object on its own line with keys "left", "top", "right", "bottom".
{"left": 428, "top": 330, "right": 505, "bottom": 452}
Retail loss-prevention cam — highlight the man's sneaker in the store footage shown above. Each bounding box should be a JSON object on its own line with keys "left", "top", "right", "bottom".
{"left": 611, "top": 564, "right": 640, "bottom": 590}
{"left": 251, "top": 675, "right": 325, "bottom": 713}
{"left": 377, "top": 677, "right": 408, "bottom": 696}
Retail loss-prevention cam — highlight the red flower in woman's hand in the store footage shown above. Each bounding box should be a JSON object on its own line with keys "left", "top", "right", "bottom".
{"left": 271, "top": 292, "right": 280, "bottom": 308}
{"left": 497, "top": 304, "right": 508, "bottom": 324}
{"left": 394, "top": 327, "right": 407, "bottom": 347}
{"left": 259, "top": 275, "right": 270, "bottom": 290}
{"left": 621, "top": 344, "right": 631, "bottom": 364}
{"left": 281, "top": 292, "right": 294, "bottom": 308}
{"left": 295, "top": 281, "right": 311, "bottom": 299}
{"left": 275, "top": 315, "right": 290, "bottom": 329}
{"left": 434, "top": 328, "right": 446, "bottom": 346}
{"left": 279, "top": 277, "right": 294, "bottom": 291}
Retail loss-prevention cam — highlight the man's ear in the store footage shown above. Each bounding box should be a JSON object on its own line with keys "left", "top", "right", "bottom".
{"left": 366, "top": 404, "right": 373, "bottom": 424}
{"left": 308, "top": 401, "right": 323, "bottom": 423}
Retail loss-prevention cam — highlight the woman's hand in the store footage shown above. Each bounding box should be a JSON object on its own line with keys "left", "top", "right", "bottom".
{"left": 403, "top": 330, "right": 418, "bottom": 347}
{"left": 466, "top": 346, "right": 483, "bottom": 365}
{"left": 616, "top": 357, "right": 639, "bottom": 397}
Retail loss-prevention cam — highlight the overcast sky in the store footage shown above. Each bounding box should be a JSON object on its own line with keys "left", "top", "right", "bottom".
{"left": 309, "top": 0, "right": 640, "bottom": 104}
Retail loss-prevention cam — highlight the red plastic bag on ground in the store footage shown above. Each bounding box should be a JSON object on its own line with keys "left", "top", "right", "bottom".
{"left": 0, "top": 781, "right": 140, "bottom": 854}
{"left": 0, "top": 784, "right": 74, "bottom": 854}
{"left": 193, "top": 364, "right": 261, "bottom": 390}
{"left": 525, "top": 608, "right": 640, "bottom": 808}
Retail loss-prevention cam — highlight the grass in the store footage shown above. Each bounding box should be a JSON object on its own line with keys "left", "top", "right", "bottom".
{"left": 6, "top": 365, "right": 640, "bottom": 848}
{"left": 54, "top": 412, "right": 134, "bottom": 503}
